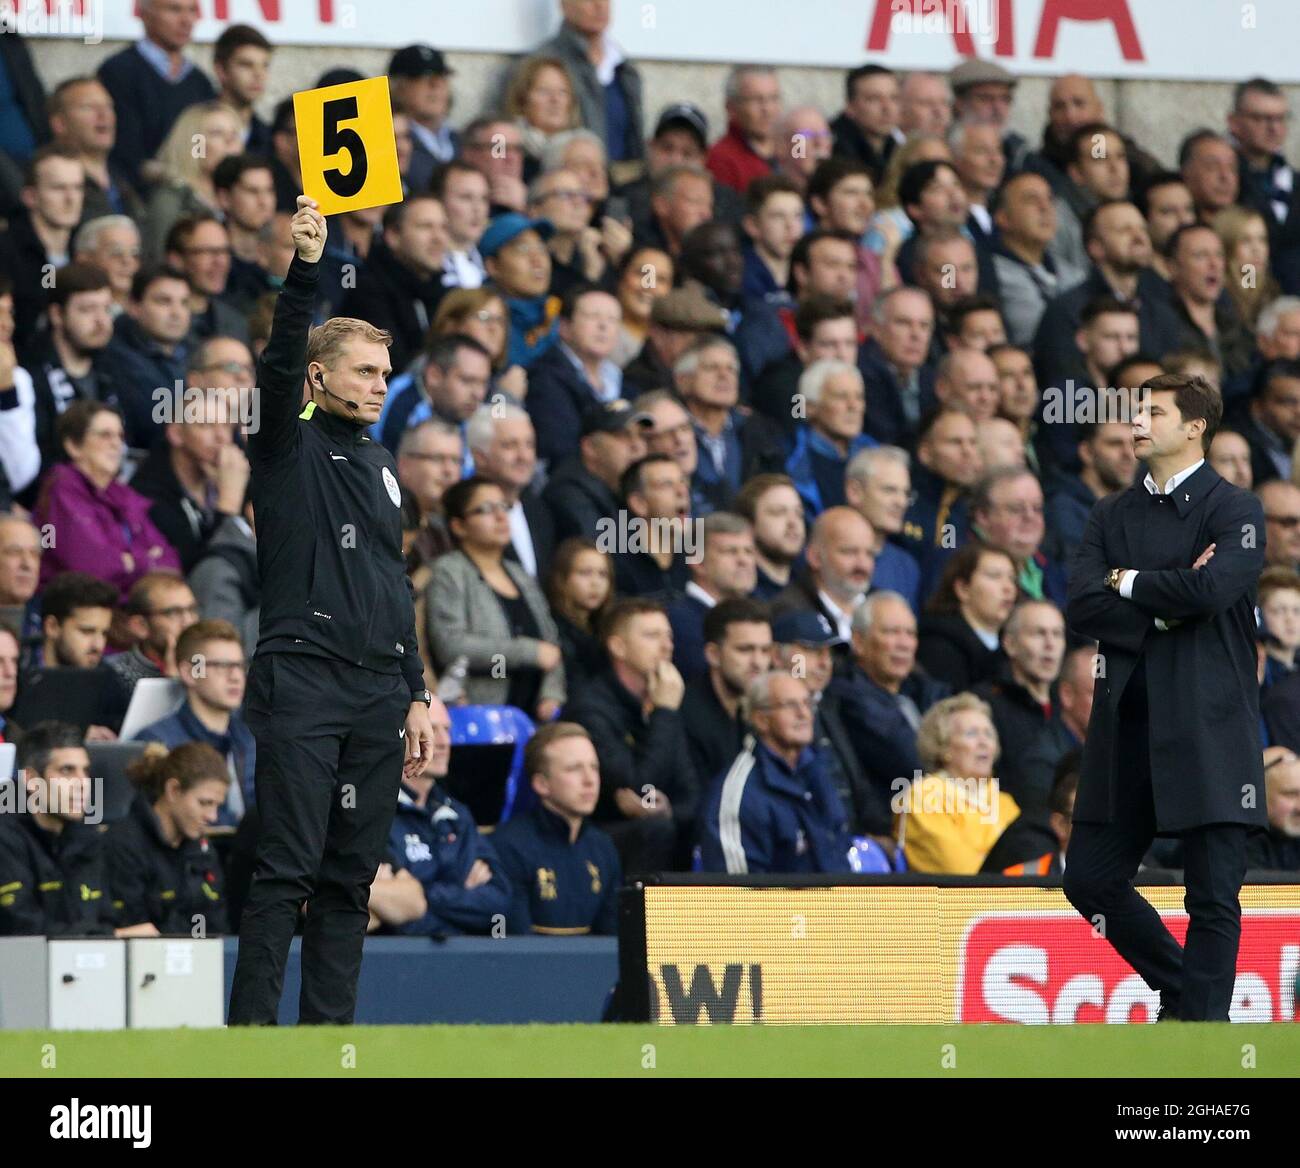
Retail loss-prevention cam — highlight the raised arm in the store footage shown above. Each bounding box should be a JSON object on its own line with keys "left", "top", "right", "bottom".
{"left": 248, "top": 196, "right": 327, "bottom": 462}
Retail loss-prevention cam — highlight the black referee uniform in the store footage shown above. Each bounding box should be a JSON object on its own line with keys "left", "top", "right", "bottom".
{"left": 227, "top": 253, "right": 427, "bottom": 1025}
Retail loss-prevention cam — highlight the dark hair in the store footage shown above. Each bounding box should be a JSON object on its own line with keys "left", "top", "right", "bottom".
{"left": 1108, "top": 352, "right": 1163, "bottom": 387}
{"left": 897, "top": 160, "right": 957, "bottom": 220}
{"left": 382, "top": 191, "right": 443, "bottom": 233}
{"left": 948, "top": 293, "right": 1004, "bottom": 335}
{"left": 915, "top": 403, "right": 974, "bottom": 444}
{"left": 925, "top": 541, "right": 1016, "bottom": 616}
{"left": 619, "top": 453, "right": 678, "bottom": 503}
{"left": 744, "top": 172, "right": 802, "bottom": 216}
{"left": 41, "top": 571, "right": 117, "bottom": 623}
{"left": 807, "top": 157, "right": 873, "bottom": 209}
{"left": 441, "top": 475, "right": 501, "bottom": 542}
{"left": 213, "top": 23, "right": 272, "bottom": 67}
{"left": 790, "top": 228, "right": 858, "bottom": 280}
{"left": 545, "top": 537, "right": 613, "bottom": 632}
{"left": 794, "top": 293, "right": 856, "bottom": 341}
{"left": 1163, "top": 220, "right": 1217, "bottom": 262}
{"left": 1133, "top": 170, "right": 1187, "bottom": 218}
{"left": 1178, "top": 127, "right": 1228, "bottom": 169}
{"left": 703, "top": 597, "right": 770, "bottom": 646}
{"left": 270, "top": 97, "right": 295, "bottom": 137}
{"left": 165, "top": 213, "right": 226, "bottom": 256}
{"left": 986, "top": 342, "right": 1030, "bottom": 364}
{"left": 423, "top": 330, "right": 492, "bottom": 371}
{"left": 55, "top": 398, "right": 121, "bottom": 452}
{"left": 1162, "top": 348, "right": 1222, "bottom": 382}
{"left": 598, "top": 596, "right": 667, "bottom": 646}
{"left": 1081, "top": 198, "right": 1137, "bottom": 246}
{"left": 429, "top": 160, "right": 488, "bottom": 198}
{"left": 1234, "top": 76, "right": 1284, "bottom": 109}
{"left": 559, "top": 282, "right": 611, "bottom": 320}
{"left": 128, "top": 741, "right": 230, "bottom": 802}
{"left": 49, "top": 261, "right": 111, "bottom": 310}
{"left": 1260, "top": 358, "right": 1300, "bottom": 395}
{"left": 212, "top": 153, "right": 274, "bottom": 193}
{"left": 845, "top": 63, "right": 893, "bottom": 103}
{"left": 1141, "top": 371, "right": 1223, "bottom": 454}
{"left": 1080, "top": 295, "right": 1138, "bottom": 327}
{"left": 130, "top": 263, "right": 189, "bottom": 302}
{"left": 17, "top": 721, "right": 84, "bottom": 778}
{"left": 1066, "top": 121, "right": 1121, "bottom": 167}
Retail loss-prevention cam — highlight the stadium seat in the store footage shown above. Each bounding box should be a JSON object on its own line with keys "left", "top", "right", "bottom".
{"left": 87, "top": 740, "right": 149, "bottom": 824}
{"left": 444, "top": 705, "right": 536, "bottom": 827}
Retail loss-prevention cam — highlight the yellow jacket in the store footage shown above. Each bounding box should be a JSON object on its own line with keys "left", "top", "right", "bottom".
{"left": 895, "top": 772, "right": 1020, "bottom": 875}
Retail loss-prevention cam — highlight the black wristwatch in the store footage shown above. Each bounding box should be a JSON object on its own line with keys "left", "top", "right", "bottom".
{"left": 412, "top": 689, "right": 433, "bottom": 707}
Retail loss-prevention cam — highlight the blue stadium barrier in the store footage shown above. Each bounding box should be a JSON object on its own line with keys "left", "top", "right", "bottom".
{"left": 221, "top": 936, "right": 618, "bottom": 1024}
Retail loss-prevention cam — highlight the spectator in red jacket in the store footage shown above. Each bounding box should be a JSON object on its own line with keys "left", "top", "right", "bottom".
{"left": 34, "top": 400, "right": 181, "bottom": 600}
{"left": 707, "top": 66, "right": 782, "bottom": 194}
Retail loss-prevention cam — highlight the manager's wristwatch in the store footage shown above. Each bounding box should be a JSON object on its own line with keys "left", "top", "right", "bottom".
{"left": 1106, "top": 568, "right": 1123, "bottom": 592}
{"left": 412, "top": 689, "right": 433, "bottom": 707}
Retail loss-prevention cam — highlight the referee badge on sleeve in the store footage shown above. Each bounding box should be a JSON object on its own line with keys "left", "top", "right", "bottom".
{"left": 382, "top": 465, "right": 401, "bottom": 507}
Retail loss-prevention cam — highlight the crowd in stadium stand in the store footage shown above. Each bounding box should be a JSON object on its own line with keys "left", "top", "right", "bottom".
{"left": 2, "top": 0, "right": 1300, "bottom": 945}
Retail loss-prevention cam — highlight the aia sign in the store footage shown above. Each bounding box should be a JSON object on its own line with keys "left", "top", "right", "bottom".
{"left": 868, "top": 0, "right": 1145, "bottom": 61}
{"left": 957, "top": 910, "right": 1300, "bottom": 1023}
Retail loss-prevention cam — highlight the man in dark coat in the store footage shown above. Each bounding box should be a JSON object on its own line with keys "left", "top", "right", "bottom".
{"left": 1064, "top": 373, "right": 1267, "bottom": 1023}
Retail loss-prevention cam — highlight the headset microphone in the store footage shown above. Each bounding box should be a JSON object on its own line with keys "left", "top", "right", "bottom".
{"left": 315, "top": 372, "right": 358, "bottom": 412}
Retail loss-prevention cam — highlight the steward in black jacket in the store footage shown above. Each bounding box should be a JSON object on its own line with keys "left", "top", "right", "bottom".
{"left": 227, "top": 197, "right": 434, "bottom": 1027}
{"left": 0, "top": 813, "right": 115, "bottom": 936}
{"left": 107, "top": 792, "right": 228, "bottom": 936}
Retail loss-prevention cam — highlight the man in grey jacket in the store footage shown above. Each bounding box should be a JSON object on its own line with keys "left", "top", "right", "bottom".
{"left": 537, "top": 1, "right": 644, "bottom": 168}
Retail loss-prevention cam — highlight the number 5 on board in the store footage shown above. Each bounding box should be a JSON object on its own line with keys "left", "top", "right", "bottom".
{"left": 293, "top": 76, "right": 404, "bottom": 217}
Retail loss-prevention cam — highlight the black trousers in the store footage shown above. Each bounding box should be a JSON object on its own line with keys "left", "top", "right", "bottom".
{"left": 1063, "top": 659, "right": 1249, "bottom": 1022}
{"left": 228, "top": 653, "right": 407, "bottom": 1025}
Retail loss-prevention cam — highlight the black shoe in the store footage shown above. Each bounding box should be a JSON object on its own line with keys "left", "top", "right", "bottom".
{"left": 1156, "top": 992, "right": 1181, "bottom": 1022}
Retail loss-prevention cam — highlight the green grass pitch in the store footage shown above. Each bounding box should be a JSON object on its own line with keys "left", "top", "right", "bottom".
{"left": 1, "top": 1024, "right": 1297, "bottom": 1078}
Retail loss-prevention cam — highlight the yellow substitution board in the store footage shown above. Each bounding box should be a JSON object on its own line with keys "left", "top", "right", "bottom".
{"left": 293, "top": 76, "right": 404, "bottom": 217}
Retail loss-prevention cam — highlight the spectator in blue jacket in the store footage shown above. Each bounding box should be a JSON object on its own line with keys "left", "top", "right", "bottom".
{"left": 699, "top": 670, "right": 853, "bottom": 874}
{"left": 492, "top": 722, "right": 621, "bottom": 935}
{"left": 525, "top": 284, "right": 624, "bottom": 468}
{"left": 133, "top": 618, "right": 254, "bottom": 828}
{"left": 667, "top": 511, "right": 758, "bottom": 681}
{"left": 98, "top": 265, "right": 191, "bottom": 449}
{"left": 786, "top": 359, "right": 877, "bottom": 521}
{"left": 379, "top": 695, "right": 511, "bottom": 937}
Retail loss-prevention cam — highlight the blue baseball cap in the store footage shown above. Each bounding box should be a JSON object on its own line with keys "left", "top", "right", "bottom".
{"left": 771, "top": 609, "right": 838, "bottom": 646}
{"left": 479, "top": 213, "right": 554, "bottom": 259}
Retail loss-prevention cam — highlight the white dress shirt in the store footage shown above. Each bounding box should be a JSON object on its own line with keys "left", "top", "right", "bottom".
{"left": 508, "top": 500, "right": 537, "bottom": 577}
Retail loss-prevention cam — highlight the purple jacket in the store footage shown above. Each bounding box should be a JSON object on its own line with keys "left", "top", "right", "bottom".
{"left": 35, "top": 463, "right": 181, "bottom": 600}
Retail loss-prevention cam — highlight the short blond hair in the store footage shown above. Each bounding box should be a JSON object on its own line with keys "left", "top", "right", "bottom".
{"left": 525, "top": 721, "right": 591, "bottom": 779}
{"left": 306, "top": 317, "right": 392, "bottom": 370}
{"left": 916, "top": 693, "right": 997, "bottom": 773}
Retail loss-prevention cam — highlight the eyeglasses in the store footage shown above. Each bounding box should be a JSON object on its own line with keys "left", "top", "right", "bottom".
{"left": 204, "top": 659, "right": 246, "bottom": 674}
{"left": 1267, "top": 514, "right": 1300, "bottom": 529}
{"left": 760, "top": 697, "right": 813, "bottom": 714}
{"left": 466, "top": 501, "right": 511, "bottom": 517}
{"left": 542, "top": 189, "right": 592, "bottom": 203}
{"left": 993, "top": 502, "right": 1044, "bottom": 518}
{"left": 473, "top": 310, "right": 506, "bottom": 325}
{"left": 151, "top": 604, "right": 201, "bottom": 620}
